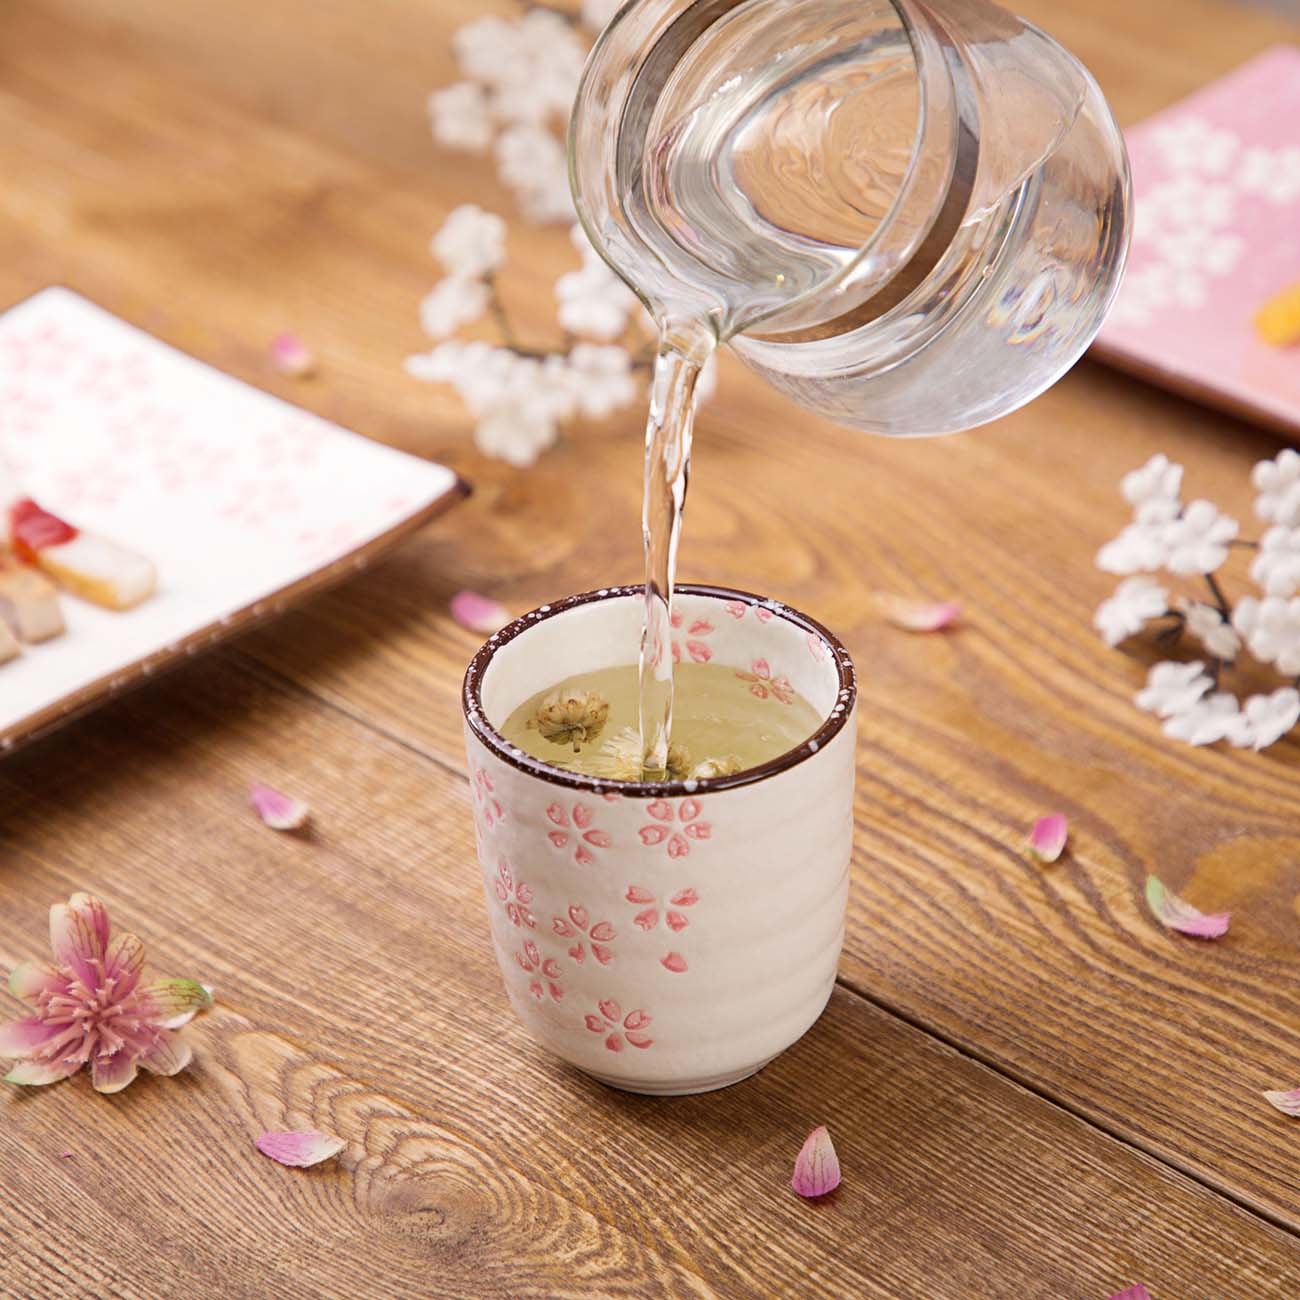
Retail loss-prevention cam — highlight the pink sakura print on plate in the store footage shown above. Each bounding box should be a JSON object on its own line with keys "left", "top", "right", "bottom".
{"left": 552, "top": 905, "right": 616, "bottom": 965}
{"left": 492, "top": 858, "right": 535, "bottom": 929}
{"left": 585, "top": 1000, "right": 653, "bottom": 1052}
{"left": 472, "top": 765, "right": 504, "bottom": 830}
{"left": 546, "top": 800, "right": 611, "bottom": 866}
{"left": 736, "top": 658, "right": 795, "bottom": 704}
{"left": 515, "top": 939, "right": 563, "bottom": 1003}
{"left": 639, "top": 798, "right": 711, "bottom": 858}
{"left": 670, "top": 610, "right": 715, "bottom": 664}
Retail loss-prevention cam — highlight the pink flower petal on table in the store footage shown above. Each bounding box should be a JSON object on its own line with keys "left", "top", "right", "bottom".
{"left": 791, "top": 1125, "right": 841, "bottom": 1198}
{"left": 1145, "top": 875, "right": 1230, "bottom": 939}
{"left": 256, "top": 1130, "right": 345, "bottom": 1168}
{"left": 137, "top": 978, "right": 214, "bottom": 1029}
{"left": 873, "top": 592, "right": 961, "bottom": 633}
{"left": 249, "top": 782, "right": 310, "bottom": 831}
{"left": 5, "top": 1059, "right": 80, "bottom": 1087}
{"left": 450, "top": 590, "right": 510, "bottom": 635}
{"left": 1263, "top": 1089, "right": 1300, "bottom": 1117}
{"left": 138, "top": 1033, "right": 193, "bottom": 1077}
{"left": 49, "top": 897, "right": 106, "bottom": 988}
{"left": 1027, "top": 813, "right": 1068, "bottom": 864}
{"left": 91, "top": 1049, "right": 139, "bottom": 1095}
{"left": 269, "top": 332, "right": 315, "bottom": 378}
{"left": 1108, "top": 1289, "right": 1152, "bottom": 1300}
{"left": 0, "top": 1016, "right": 65, "bottom": 1058}
{"left": 104, "top": 932, "right": 145, "bottom": 998}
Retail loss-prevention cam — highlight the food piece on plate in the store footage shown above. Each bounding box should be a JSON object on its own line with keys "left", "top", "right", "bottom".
{"left": 0, "top": 617, "right": 19, "bottom": 664}
{"left": 1254, "top": 282, "right": 1300, "bottom": 348}
{"left": 0, "top": 551, "right": 64, "bottom": 641}
{"left": 9, "top": 498, "right": 155, "bottom": 611}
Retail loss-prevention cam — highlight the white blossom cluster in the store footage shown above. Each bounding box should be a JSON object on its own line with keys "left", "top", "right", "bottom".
{"left": 1095, "top": 451, "right": 1300, "bottom": 750}
{"left": 415, "top": 9, "right": 716, "bottom": 466}
{"left": 1113, "top": 117, "right": 1300, "bottom": 328}
{"left": 426, "top": 3, "right": 621, "bottom": 222}
{"left": 407, "top": 206, "right": 716, "bottom": 467}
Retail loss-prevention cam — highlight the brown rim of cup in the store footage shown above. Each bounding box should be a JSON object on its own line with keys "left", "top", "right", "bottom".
{"left": 462, "top": 583, "right": 857, "bottom": 798}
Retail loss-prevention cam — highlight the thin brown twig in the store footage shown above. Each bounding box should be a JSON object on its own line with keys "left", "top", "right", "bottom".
{"left": 1204, "top": 571, "right": 1231, "bottom": 619}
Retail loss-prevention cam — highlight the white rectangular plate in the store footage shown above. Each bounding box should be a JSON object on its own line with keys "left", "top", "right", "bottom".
{"left": 0, "top": 287, "right": 466, "bottom": 752}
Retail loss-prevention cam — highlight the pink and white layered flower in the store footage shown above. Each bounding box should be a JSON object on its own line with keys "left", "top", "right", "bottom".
{"left": 1, "top": 893, "right": 211, "bottom": 1093}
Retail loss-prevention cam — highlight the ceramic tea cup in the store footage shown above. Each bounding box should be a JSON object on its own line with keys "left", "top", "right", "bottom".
{"left": 462, "top": 584, "right": 857, "bottom": 1095}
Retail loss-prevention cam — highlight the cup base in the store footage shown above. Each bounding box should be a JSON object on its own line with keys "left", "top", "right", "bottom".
{"left": 582, "top": 1056, "right": 776, "bottom": 1097}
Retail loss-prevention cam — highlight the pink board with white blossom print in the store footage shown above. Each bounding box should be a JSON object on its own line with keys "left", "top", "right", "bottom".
{"left": 1094, "top": 46, "right": 1300, "bottom": 434}
{"left": 0, "top": 287, "right": 466, "bottom": 753}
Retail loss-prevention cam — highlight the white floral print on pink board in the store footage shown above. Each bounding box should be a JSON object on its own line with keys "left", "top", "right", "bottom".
{"left": 639, "top": 798, "right": 711, "bottom": 858}
{"left": 552, "top": 905, "right": 616, "bottom": 965}
{"left": 472, "top": 764, "right": 504, "bottom": 829}
{"left": 736, "top": 658, "right": 795, "bottom": 704}
{"left": 516, "top": 939, "right": 563, "bottom": 1002}
{"left": 493, "top": 858, "right": 535, "bottom": 929}
{"left": 670, "top": 610, "right": 715, "bottom": 664}
{"left": 546, "top": 800, "right": 611, "bottom": 865}
{"left": 585, "top": 1000, "right": 653, "bottom": 1052}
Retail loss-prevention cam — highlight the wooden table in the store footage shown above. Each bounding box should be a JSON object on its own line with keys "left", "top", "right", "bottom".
{"left": 3, "top": 1, "right": 1300, "bottom": 1295}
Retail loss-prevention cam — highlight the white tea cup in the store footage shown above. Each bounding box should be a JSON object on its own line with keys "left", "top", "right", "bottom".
{"left": 462, "top": 584, "right": 857, "bottom": 1095}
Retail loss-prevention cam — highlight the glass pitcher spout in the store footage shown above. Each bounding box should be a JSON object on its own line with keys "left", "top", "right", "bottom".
{"left": 570, "top": 0, "right": 1131, "bottom": 436}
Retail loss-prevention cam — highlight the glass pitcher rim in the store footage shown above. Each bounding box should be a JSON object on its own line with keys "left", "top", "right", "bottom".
{"left": 567, "top": 0, "right": 960, "bottom": 341}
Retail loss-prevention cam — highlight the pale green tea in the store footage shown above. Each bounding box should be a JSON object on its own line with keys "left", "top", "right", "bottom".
{"left": 500, "top": 661, "right": 822, "bottom": 781}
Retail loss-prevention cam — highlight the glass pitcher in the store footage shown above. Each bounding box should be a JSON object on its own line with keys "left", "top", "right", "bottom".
{"left": 569, "top": 0, "right": 1131, "bottom": 436}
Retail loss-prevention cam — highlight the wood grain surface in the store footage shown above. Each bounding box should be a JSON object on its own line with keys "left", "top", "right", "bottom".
{"left": 2, "top": 659, "right": 1299, "bottom": 1299}
{"left": 2, "top": 0, "right": 1300, "bottom": 1295}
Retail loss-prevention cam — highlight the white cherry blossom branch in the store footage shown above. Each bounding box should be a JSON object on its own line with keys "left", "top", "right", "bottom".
{"left": 1096, "top": 451, "right": 1300, "bottom": 749}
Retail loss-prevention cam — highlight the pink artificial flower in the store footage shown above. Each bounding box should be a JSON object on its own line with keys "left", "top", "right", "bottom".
{"left": 0, "top": 892, "right": 211, "bottom": 1093}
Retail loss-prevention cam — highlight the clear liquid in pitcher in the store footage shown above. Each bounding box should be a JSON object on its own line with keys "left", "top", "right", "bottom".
{"left": 570, "top": 0, "right": 1131, "bottom": 774}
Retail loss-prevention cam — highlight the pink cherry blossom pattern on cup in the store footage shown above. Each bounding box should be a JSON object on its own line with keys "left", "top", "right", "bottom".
{"left": 463, "top": 585, "right": 857, "bottom": 1096}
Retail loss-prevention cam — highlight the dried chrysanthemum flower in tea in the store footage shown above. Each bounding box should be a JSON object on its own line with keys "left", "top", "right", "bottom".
{"left": 531, "top": 687, "right": 610, "bottom": 751}
{"left": 502, "top": 663, "right": 820, "bottom": 781}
